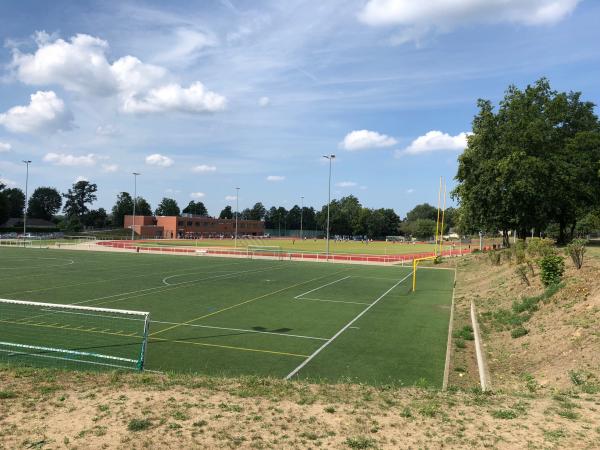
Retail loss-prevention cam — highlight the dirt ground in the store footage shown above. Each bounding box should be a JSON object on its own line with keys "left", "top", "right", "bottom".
{"left": 1, "top": 247, "right": 599, "bottom": 449}
{"left": 1, "top": 368, "right": 599, "bottom": 449}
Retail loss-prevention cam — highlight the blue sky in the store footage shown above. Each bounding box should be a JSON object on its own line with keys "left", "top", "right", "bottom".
{"left": 0, "top": 0, "right": 599, "bottom": 217}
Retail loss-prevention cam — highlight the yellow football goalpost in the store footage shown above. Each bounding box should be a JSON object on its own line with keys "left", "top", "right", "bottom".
{"left": 412, "top": 176, "right": 446, "bottom": 291}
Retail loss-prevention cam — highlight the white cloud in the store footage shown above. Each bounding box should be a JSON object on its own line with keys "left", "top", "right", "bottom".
{"left": 406, "top": 188, "right": 415, "bottom": 194}
{"left": 258, "top": 96, "right": 270, "bottom": 107}
{"left": 225, "top": 195, "right": 237, "bottom": 201}
{"left": 152, "top": 28, "right": 217, "bottom": 65}
{"left": 336, "top": 181, "right": 358, "bottom": 187}
{"left": 43, "top": 152, "right": 100, "bottom": 166}
{"left": 145, "top": 153, "right": 174, "bottom": 167}
{"left": 102, "top": 163, "right": 119, "bottom": 173}
{"left": 122, "top": 82, "right": 226, "bottom": 114}
{"left": 340, "top": 129, "right": 397, "bottom": 151}
{"left": 10, "top": 32, "right": 227, "bottom": 115}
{"left": 96, "top": 124, "right": 119, "bottom": 136}
{"left": 358, "top": 0, "right": 581, "bottom": 44}
{"left": 266, "top": 175, "right": 285, "bottom": 181}
{"left": 0, "top": 142, "right": 11, "bottom": 152}
{"left": 402, "top": 130, "right": 469, "bottom": 155}
{"left": 0, "top": 177, "right": 17, "bottom": 187}
{"left": 165, "top": 188, "right": 181, "bottom": 194}
{"left": 192, "top": 164, "right": 217, "bottom": 173}
{"left": 0, "top": 91, "right": 73, "bottom": 134}
{"left": 190, "top": 192, "right": 205, "bottom": 199}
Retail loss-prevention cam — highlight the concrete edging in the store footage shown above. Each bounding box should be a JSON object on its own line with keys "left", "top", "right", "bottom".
{"left": 470, "top": 300, "right": 491, "bottom": 391}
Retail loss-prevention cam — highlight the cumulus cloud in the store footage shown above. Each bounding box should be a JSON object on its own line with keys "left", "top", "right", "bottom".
{"left": 406, "top": 188, "right": 415, "bottom": 194}
{"left": 336, "top": 181, "right": 358, "bottom": 187}
{"left": 0, "top": 142, "right": 11, "bottom": 152}
{"left": 0, "top": 91, "right": 73, "bottom": 134}
{"left": 145, "top": 153, "right": 174, "bottom": 167}
{"left": 225, "top": 195, "right": 237, "bottom": 201}
{"left": 266, "top": 175, "right": 285, "bottom": 181}
{"left": 258, "top": 96, "right": 270, "bottom": 107}
{"left": 43, "top": 152, "right": 100, "bottom": 166}
{"left": 192, "top": 164, "right": 217, "bottom": 173}
{"left": 102, "top": 163, "right": 119, "bottom": 173}
{"left": 358, "top": 0, "right": 581, "bottom": 44}
{"left": 10, "top": 32, "right": 226, "bottom": 115}
{"left": 402, "top": 130, "right": 469, "bottom": 155}
{"left": 340, "top": 129, "right": 397, "bottom": 151}
{"left": 122, "top": 82, "right": 226, "bottom": 114}
{"left": 190, "top": 192, "right": 205, "bottom": 199}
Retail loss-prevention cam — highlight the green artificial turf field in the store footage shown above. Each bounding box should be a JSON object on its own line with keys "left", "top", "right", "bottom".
{"left": 0, "top": 247, "right": 454, "bottom": 386}
{"left": 135, "top": 237, "right": 457, "bottom": 256}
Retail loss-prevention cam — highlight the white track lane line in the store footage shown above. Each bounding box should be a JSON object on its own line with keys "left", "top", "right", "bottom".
{"left": 293, "top": 275, "right": 351, "bottom": 299}
{"left": 285, "top": 271, "right": 413, "bottom": 380}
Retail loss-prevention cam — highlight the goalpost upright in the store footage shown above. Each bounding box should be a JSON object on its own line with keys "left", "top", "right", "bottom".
{"left": 412, "top": 177, "right": 446, "bottom": 292}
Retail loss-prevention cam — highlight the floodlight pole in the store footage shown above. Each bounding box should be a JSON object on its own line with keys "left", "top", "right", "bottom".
{"left": 235, "top": 187, "right": 240, "bottom": 247}
{"left": 22, "top": 160, "right": 31, "bottom": 238}
{"left": 323, "top": 154, "right": 335, "bottom": 259}
{"left": 300, "top": 196, "right": 304, "bottom": 240}
{"left": 132, "top": 172, "right": 140, "bottom": 241}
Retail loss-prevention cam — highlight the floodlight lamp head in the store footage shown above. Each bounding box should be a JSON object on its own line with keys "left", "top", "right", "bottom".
{"left": 23, "top": 160, "right": 32, "bottom": 164}
{"left": 133, "top": 172, "right": 141, "bottom": 176}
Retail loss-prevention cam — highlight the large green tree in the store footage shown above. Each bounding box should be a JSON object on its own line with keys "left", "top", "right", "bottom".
{"left": 155, "top": 198, "right": 180, "bottom": 216}
{"left": 0, "top": 180, "right": 8, "bottom": 225}
{"left": 182, "top": 200, "right": 207, "bottom": 216}
{"left": 219, "top": 205, "right": 233, "bottom": 219}
{"left": 454, "top": 78, "right": 600, "bottom": 245}
{"left": 249, "top": 202, "right": 266, "bottom": 221}
{"left": 3, "top": 188, "right": 25, "bottom": 218}
{"left": 134, "top": 197, "right": 153, "bottom": 216}
{"left": 111, "top": 192, "right": 133, "bottom": 227}
{"left": 27, "top": 187, "right": 62, "bottom": 220}
{"left": 63, "top": 180, "right": 98, "bottom": 219}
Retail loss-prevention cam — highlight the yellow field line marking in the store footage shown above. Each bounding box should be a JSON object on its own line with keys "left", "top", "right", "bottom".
{"left": 150, "top": 336, "right": 308, "bottom": 358}
{"left": 150, "top": 269, "right": 351, "bottom": 337}
{"left": 0, "top": 319, "right": 137, "bottom": 339}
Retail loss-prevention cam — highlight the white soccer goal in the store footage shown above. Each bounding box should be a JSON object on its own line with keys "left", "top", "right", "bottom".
{"left": 0, "top": 299, "right": 150, "bottom": 371}
{"left": 246, "top": 245, "right": 285, "bottom": 260}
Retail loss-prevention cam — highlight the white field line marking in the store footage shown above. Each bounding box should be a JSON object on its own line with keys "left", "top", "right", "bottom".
{"left": 84, "top": 265, "right": 286, "bottom": 308}
{"left": 293, "top": 276, "right": 351, "bottom": 299}
{"left": 2, "top": 259, "right": 249, "bottom": 296}
{"left": 152, "top": 320, "right": 328, "bottom": 341}
{"left": 442, "top": 268, "right": 457, "bottom": 391}
{"left": 0, "top": 257, "right": 75, "bottom": 271}
{"left": 162, "top": 269, "right": 241, "bottom": 285}
{"left": 352, "top": 276, "right": 408, "bottom": 281}
{"left": 285, "top": 271, "right": 413, "bottom": 380}
{"left": 295, "top": 297, "right": 370, "bottom": 306}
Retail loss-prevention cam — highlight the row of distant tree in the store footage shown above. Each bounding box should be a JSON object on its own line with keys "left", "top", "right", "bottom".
{"left": 0, "top": 178, "right": 455, "bottom": 239}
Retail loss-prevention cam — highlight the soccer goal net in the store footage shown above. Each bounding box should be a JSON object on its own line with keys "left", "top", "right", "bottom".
{"left": 246, "top": 245, "right": 285, "bottom": 260}
{"left": 0, "top": 299, "right": 150, "bottom": 371}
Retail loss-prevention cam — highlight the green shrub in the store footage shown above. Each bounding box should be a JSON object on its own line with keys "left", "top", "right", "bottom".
{"left": 515, "top": 264, "right": 530, "bottom": 286}
{"left": 566, "top": 239, "right": 587, "bottom": 269}
{"left": 453, "top": 325, "right": 474, "bottom": 341}
{"left": 538, "top": 254, "right": 565, "bottom": 286}
{"left": 491, "top": 409, "right": 518, "bottom": 419}
{"left": 127, "top": 418, "right": 152, "bottom": 431}
{"left": 488, "top": 251, "right": 501, "bottom": 266}
{"left": 527, "top": 237, "right": 556, "bottom": 258}
{"left": 511, "top": 326, "right": 528, "bottom": 338}
{"left": 455, "top": 338, "right": 466, "bottom": 349}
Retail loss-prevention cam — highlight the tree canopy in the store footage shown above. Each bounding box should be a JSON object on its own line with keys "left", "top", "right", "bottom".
{"left": 3, "top": 188, "right": 25, "bottom": 218}
{"left": 63, "top": 180, "right": 98, "bottom": 219}
{"left": 155, "top": 198, "right": 180, "bottom": 216}
{"left": 27, "top": 187, "right": 62, "bottom": 220}
{"left": 219, "top": 205, "right": 233, "bottom": 219}
{"left": 454, "top": 78, "right": 600, "bottom": 244}
{"left": 182, "top": 200, "right": 207, "bottom": 216}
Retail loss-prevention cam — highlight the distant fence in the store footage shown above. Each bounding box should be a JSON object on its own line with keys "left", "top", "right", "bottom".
{"left": 264, "top": 229, "right": 324, "bottom": 238}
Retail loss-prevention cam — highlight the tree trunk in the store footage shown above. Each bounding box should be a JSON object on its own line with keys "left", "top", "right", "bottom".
{"left": 502, "top": 229, "right": 510, "bottom": 248}
{"left": 558, "top": 221, "right": 567, "bottom": 245}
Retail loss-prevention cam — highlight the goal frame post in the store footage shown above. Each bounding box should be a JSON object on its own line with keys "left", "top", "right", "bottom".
{"left": 0, "top": 298, "right": 150, "bottom": 371}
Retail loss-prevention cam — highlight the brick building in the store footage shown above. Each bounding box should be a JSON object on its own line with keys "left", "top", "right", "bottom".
{"left": 123, "top": 214, "right": 264, "bottom": 239}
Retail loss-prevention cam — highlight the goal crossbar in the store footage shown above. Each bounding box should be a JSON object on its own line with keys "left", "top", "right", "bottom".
{"left": 0, "top": 298, "right": 150, "bottom": 371}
